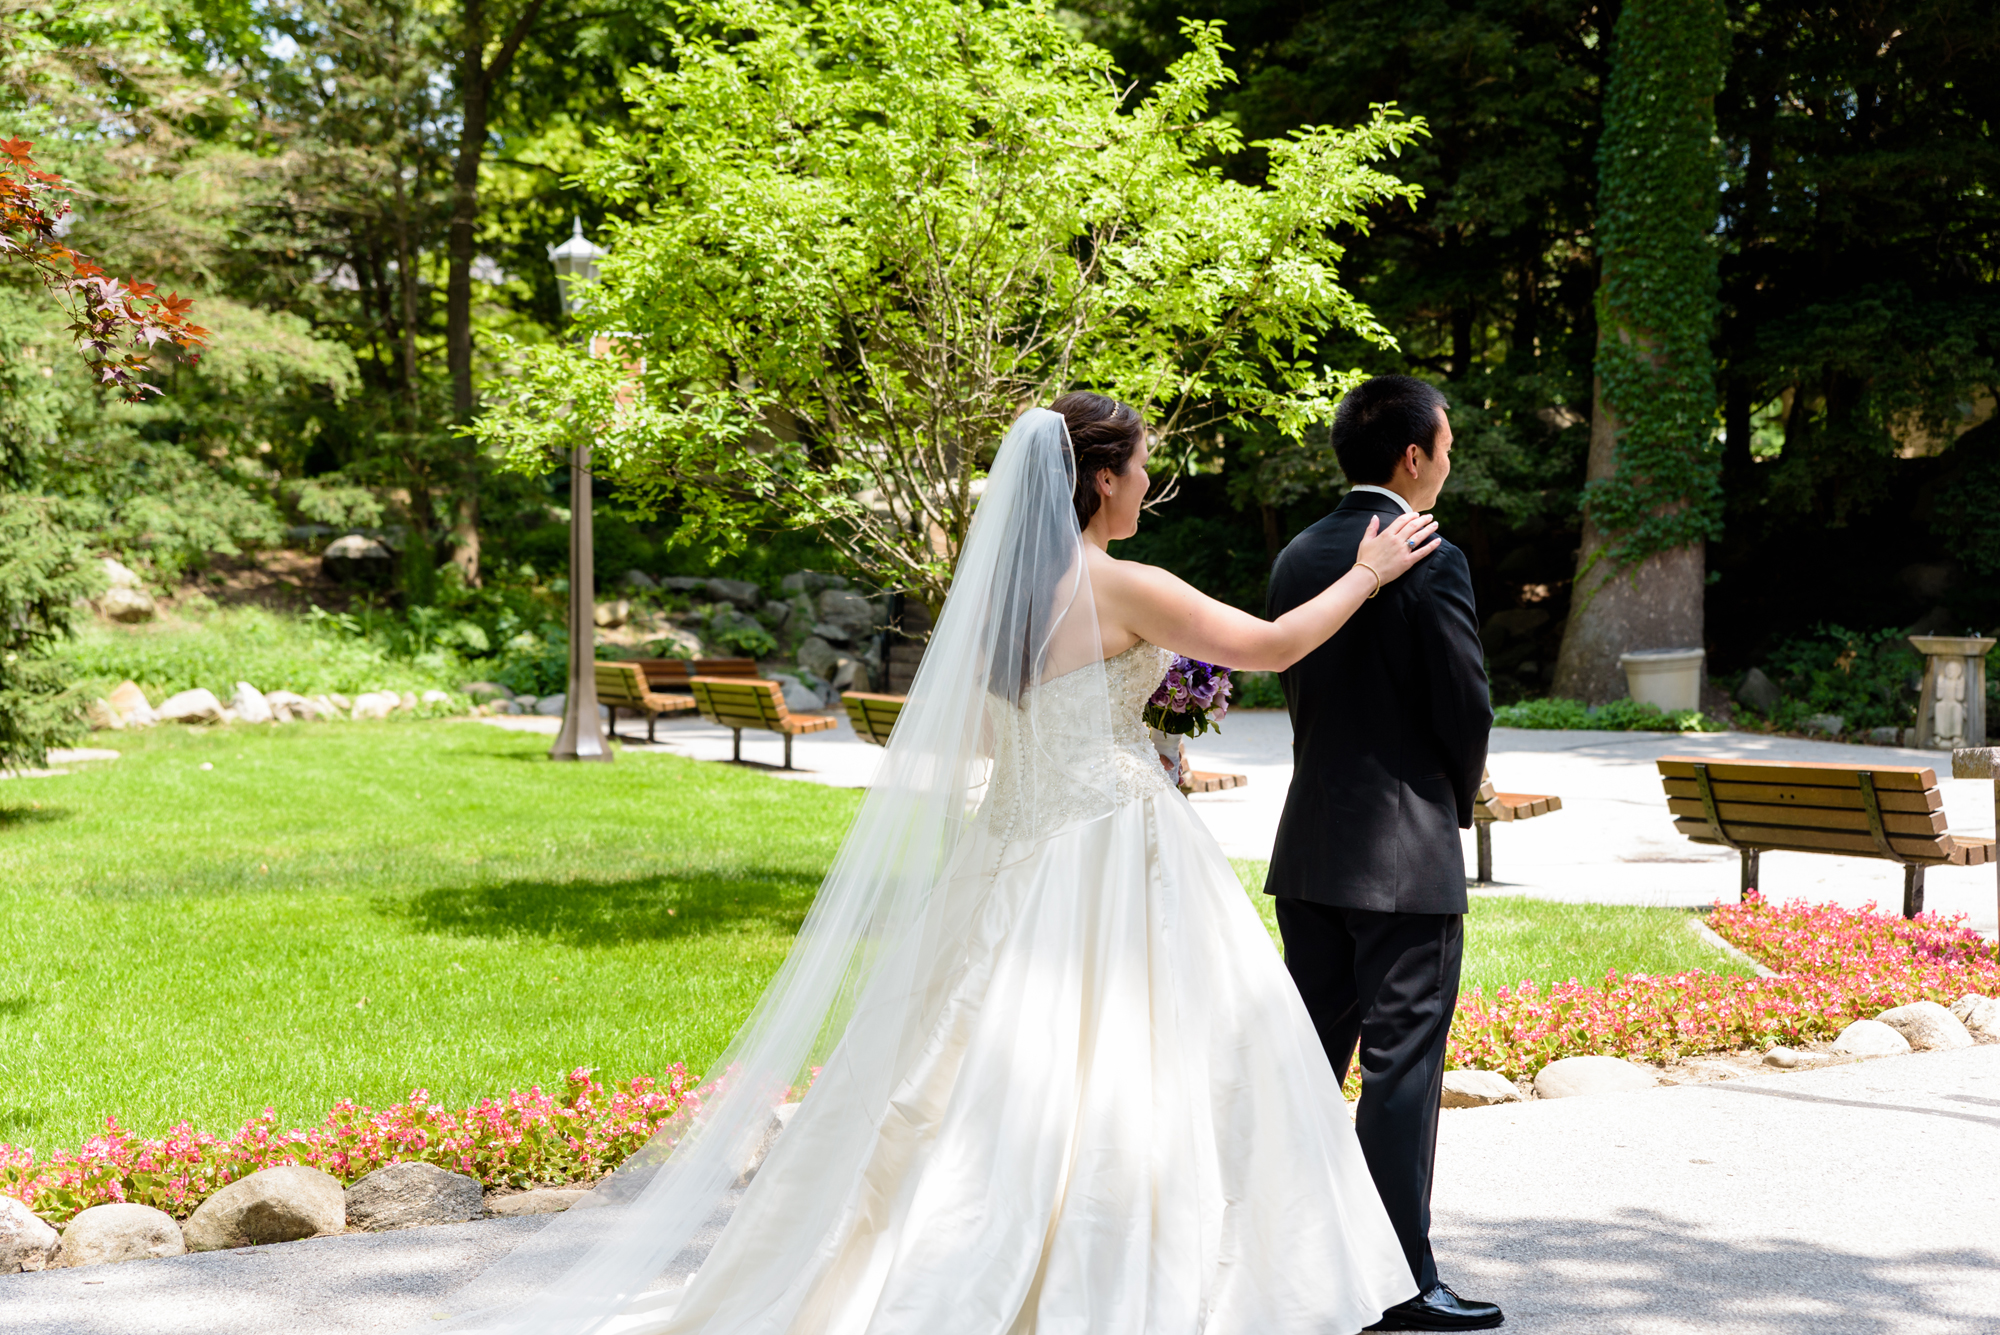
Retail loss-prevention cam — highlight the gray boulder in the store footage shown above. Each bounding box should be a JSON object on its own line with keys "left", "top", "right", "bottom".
{"left": 1831, "top": 1018, "right": 1911, "bottom": 1056}
{"left": 0, "top": 1196, "right": 58, "bottom": 1272}
{"left": 1867, "top": 726, "right": 1901, "bottom": 745}
{"left": 706, "top": 577, "right": 762, "bottom": 609}
{"left": 1440, "top": 1069, "right": 1522, "bottom": 1108}
{"left": 345, "top": 1161, "right": 484, "bottom": 1231}
{"left": 107, "top": 680, "right": 151, "bottom": 720}
{"left": 1802, "top": 713, "right": 1846, "bottom": 738}
{"left": 779, "top": 571, "right": 846, "bottom": 595}
{"left": 816, "top": 589, "right": 877, "bottom": 639}
{"left": 797, "top": 636, "right": 840, "bottom": 682}
{"left": 461, "top": 681, "right": 512, "bottom": 702}
{"left": 1532, "top": 1055, "right": 1660, "bottom": 1100}
{"left": 761, "top": 600, "right": 795, "bottom": 631}
{"left": 98, "top": 586, "right": 157, "bottom": 623}
{"left": 54, "top": 1203, "right": 183, "bottom": 1268}
{"left": 535, "top": 693, "right": 566, "bottom": 717}
{"left": 485, "top": 1188, "right": 588, "bottom": 1218}
{"left": 322, "top": 534, "right": 394, "bottom": 586}
{"left": 184, "top": 1165, "right": 346, "bottom": 1251}
{"left": 230, "top": 682, "right": 272, "bottom": 724}
{"left": 1874, "top": 1000, "right": 1973, "bottom": 1051}
{"left": 622, "top": 569, "right": 659, "bottom": 591}
{"left": 101, "top": 556, "right": 142, "bottom": 589}
{"left": 768, "top": 674, "right": 825, "bottom": 715}
{"left": 1735, "top": 667, "right": 1781, "bottom": 714}
{"left": 350, "top": 691, "right": 400, "bottom": 720}
{"left": 261, "top": 690, "right": 312, "bottom": 721}
{"left": 660, "top": 576, "right": 709, "bottom": 593}
{"left": 1951, "top": 993, "right": 2000, "bottom": 1039}
{"left": 155, "top": 688, "right": 225, "bottom": 724}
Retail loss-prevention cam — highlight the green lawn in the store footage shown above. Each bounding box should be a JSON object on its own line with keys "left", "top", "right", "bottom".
{"left": 3, "top": 720, "right": 1749, "bottom": 1153}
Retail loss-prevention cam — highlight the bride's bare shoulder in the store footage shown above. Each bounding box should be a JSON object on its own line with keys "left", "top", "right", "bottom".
{"left": 1087, "top": 546, "right": 1190, "bottom": 602}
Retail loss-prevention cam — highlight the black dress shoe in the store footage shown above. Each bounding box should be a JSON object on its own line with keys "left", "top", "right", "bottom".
{"left": 1364, "top": 1282, "right": 1504, "bottom": 1331}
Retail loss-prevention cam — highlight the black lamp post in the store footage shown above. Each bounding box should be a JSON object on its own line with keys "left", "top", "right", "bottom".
{"left": 547, "top": 217, "right": 613, "bottom": 763}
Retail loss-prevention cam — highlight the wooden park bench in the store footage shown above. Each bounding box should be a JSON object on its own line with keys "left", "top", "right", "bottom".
{"left": 1472, "top": 769, "right": 1563, "bottom": 884}
{"left": 593, "top": 662, "right": 696, "bottom": 742}
{"left": 1655, "top": 754, "right": 1996, "bottom": 917}
{"left": 1182, "top": 770, "right": 1248, "bottom": 794}
{"left": 842, "top": 691, "right": 904, "bottom": 747}
{"left": 691, "top": 677, "right": 837, "bottom": 770}
{"left": 629, "top": 657, "right": 761, "bottom": 694}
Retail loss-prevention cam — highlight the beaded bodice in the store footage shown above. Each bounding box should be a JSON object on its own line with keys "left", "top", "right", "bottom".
{"left": 978, "top": 641, "right": 1177, "bottom": 844}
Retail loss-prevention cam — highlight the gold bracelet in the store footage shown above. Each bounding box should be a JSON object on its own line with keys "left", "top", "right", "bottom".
{"left": 1354, "top": 561, "right": 1382, "bottom": 599}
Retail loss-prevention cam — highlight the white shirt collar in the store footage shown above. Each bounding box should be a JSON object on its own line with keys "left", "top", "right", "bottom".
{"left": 1348, "top": 484, "right": 1414, "bottom": 515}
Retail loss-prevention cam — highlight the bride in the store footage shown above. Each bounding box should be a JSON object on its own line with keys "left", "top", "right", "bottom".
{"left": 429, "top": 394, "right": 1441, "bottom": 1335}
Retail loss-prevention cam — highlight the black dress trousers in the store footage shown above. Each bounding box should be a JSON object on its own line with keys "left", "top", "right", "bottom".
{"left": 1274, "top": 899, "right": 1464, "bottom": 1292}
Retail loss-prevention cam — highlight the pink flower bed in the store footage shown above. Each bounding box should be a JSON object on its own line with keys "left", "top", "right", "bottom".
{"left": 1449, "top": 894, "right": 2000, "bottom": 1078}
{"left": 1, "top": 1066, "right": 692, "bottom": 1226}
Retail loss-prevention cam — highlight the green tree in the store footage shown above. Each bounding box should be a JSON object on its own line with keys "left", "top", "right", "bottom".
{"left": 475, "top": 0, "right": 1424, "bottom": 608}
{"left": 1551, "top": 0, "right": 1729, "bottom": 701}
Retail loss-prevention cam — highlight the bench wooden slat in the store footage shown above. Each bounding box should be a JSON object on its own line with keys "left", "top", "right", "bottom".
{"left": 1656, "top": 756, "right": 1935, "bottom": 791}
{"left": 1660, "top": 776, "right": 1943, "bottom": 813}
{"left": 1485, "top": 792, "right": 1560, "bottom": 822}
{"left": 1184, "top": 770, "right": 1247, "bottom": 793}
{"left": 690, "top": 676, "right": 837, "bottom": 766}
{"left": 1665, "top": 796, "right": 1948, "bottom": 837}
{"left": 842, "top": 691, "right": 906, "bottom": 747}
{"left": 1670, "top": 817, "right": 1954, "bottom": 861}
{"left": 1683, "top": 830, "right": 1996, "bottom": 868}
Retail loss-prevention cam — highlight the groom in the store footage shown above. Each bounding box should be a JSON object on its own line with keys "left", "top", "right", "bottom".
{"left": 1266, "top": 376, "right": 1499, "bottom": 1331}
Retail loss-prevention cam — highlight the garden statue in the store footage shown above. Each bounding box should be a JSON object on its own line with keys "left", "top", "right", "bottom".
{"left": 1934, "top": 659, "right": 1968, "bottom": 750}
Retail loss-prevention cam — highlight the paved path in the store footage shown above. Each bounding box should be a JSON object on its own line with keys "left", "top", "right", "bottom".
{"left": 9, "top": 1045, "right": 1996, "bottom": 1333}
{"left": 486, "top": 713, "right": 2000, "bottom": 937}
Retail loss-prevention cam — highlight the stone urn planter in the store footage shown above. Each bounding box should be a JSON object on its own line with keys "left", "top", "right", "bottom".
{"left": 1617, "top": 648, "right": 1705, "bottom": 714}
{"left": 1909, "top": 635, "right": 1996, "bottom": 750}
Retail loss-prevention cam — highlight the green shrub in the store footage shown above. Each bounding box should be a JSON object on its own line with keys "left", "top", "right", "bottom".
{"left": 1747, "top": 625, "right": 1921, "bottom": 734}
{"left": 1230, "top": 670, "right": 1286, "bottom": 709}
{"left": 1494, "top": 696, "right": 1720, "bottom": 732}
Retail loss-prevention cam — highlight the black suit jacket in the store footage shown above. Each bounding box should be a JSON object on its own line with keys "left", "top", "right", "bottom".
{"left": 1265, "top": 492, "right": 1492, "bottom": 914}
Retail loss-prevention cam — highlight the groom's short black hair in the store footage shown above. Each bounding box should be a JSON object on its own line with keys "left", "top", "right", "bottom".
{"left": 1332, "top": 376, "right": 1449, "bottom": 485}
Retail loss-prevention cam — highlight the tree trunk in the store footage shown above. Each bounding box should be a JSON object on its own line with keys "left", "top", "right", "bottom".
{"left": 1552, "top": 376, "right": 1706, "bottom": 703}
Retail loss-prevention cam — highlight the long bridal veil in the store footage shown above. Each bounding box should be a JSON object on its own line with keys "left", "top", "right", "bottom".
{"left": 423, "top": 407, "right": 1122, "bottom": 1335}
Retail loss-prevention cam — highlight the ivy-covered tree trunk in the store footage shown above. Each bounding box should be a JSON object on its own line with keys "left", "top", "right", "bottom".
{"left": 1553, "top": 0, "right": 1729, "bottom": 704}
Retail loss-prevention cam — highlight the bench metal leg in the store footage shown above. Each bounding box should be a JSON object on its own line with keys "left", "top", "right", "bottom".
{"left": 1903, "top": 863, "right": 1925, "bottom": 919}
{"left": 732, "top": 728, "right": 741, "bottom": 763}
{"left": 647, "top": 713, "right": 656, "bottom": 743}
{"left": 1474, "top": 821, "right": 1492, "bottom": 884}
{"left": 1740, "top": 848, "right": 1759, "bottom": 901}
{"left": 784, "top": 733, "right": 794, "bottom": 770}
{"left": 605, "top": 705, "right": 619, "bottom": 742}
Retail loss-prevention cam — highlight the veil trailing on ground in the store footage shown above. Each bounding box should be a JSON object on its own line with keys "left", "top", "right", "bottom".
{"left": 422, "top": 408, "right": 1121, "bottom": 1335}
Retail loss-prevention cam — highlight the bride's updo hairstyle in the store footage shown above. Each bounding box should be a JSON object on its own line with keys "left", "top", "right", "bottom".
{"left": 1050, "top": 390, "right": 1145, "bottom": 534}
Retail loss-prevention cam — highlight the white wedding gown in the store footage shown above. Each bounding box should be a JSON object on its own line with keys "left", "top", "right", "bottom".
{"left": 648, "top": 641, "right": 1416, "bottom": 1335}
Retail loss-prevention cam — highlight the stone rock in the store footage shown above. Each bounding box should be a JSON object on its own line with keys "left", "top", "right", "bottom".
{"left": 816, "top": 589, "right": 877, "bottom": 639}
{"left": 101, "top": 557, "right": 142, "bottom": 589}
{"left": 85, "top": 698, "right": 123, "bottom": 731}
{"left": 484, "top": 698, "right": 521, "bottom": 715}
{"left": 461, "top": 682, "right": 511, "bottom": 702}
{"left": 1867, "top": 726, "right": 1901, "bottom": 745}
{"left": 399, "top": 691, "right": 416, "bottom": 711}
{"left": 760, "top": 600, "right": 795, "bottom": 631}
{"left": 768, "top": 674, "right": 824, "bottom": 715}
{"left": 1440, "top": 1069, "right": 1522, "bottom": 1108}
{"left": 322, "top": 534, "right": 394, "bottom": 586}
{"left": 183, "top": 1165, "right": 346, "bottom": 1251}
{"left": 1874, "top": 1000, "right": 1973, "bottom": 1051}
{"left": 155, "top": 688, "right": 226, "bottom": 724}
{"left": 54, "top": 1203, "right": 183, "bottom": 1268}
{"left": 108, "top": 680, "right": 150, "bottom": 719}
{"left": 1831, "top": 1018, "right": 1911, "bottom": 1056}
{"left": 735, "top": 1103, "right": 803, "bottom": 1186}
{"left": 0, "top": 1195, "right": 58, "bottom": 1272}
{"left": 327, "top": 693, "right": 352, "bottom": 711}
{"left": 622, "top": 569, "right": 659, "bottom": 591}
{"left": 230, "top": 682, "right": 272, "bottom": 724}
{"left": 1950, "top": 993, "right": 2000, "bottom": 1038}
{"left": 1762, "top": 1045, "right": 1814, "bottom": 1068}
{"left": 661, "top": 576, "right": 709, "bottom": 593}
{"left": 593, "top": 599, "right": 630, "bottom": 629}
{"left": 779, "top": 571, "right": 847, "bottom": 594}
{"left": 1531, "top": 1055, "right": 1660, "bottom": 1100}
{"left": 1735, "top": 667, "right": 1781, "bottom": 714}
{"left": 485, "top": 1188, "right": 588, "bottom": 1218}
{"left": 705, "top": 577, "right": 762, "bottom": 610}
{"left": 535, "top": 693, "right": 566, "bottom": 717}
{"left": 98, "top": 586, "right": 157, "bottom": 623}
{"left": 797, "top": 636, "right": 840, "bottom": 683}
{"left": 420, "top": 689, "right": 452, "bottom": 706}
{"left": 1802, "top": 713, "right": 1846, "bottom": 738}
{"left": 344, "top": 1161, "right": 484, "bottom": 1231}
{"left": 830, "top": 656, "right": 858, "bottom": 691}
{"left": 262, "top": 690, "right": 308, "bottom": 721}
{"left": 350, "top": 691, "right": 400, "bottom": 721}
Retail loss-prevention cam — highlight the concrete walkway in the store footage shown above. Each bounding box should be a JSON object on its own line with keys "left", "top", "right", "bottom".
{"left": 8, "top": 1044, "right": 1996, "bottom": 1333}
{"left": 486, "top": 712, "right": 2000, "bottom": 937}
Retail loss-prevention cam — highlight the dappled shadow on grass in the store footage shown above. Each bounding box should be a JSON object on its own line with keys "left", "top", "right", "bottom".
{"left": 392, "top": 869, "right": 820, "bottom": 947}
{"left": 0, "top": 805, "right": 70, "bottom": 829}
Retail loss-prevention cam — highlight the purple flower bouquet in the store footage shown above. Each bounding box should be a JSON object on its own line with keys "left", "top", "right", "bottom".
{"left": 1144, "top": 656, "right": 1233, "bottom": 738}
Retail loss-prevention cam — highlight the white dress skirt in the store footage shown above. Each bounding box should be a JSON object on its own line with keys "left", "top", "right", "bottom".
{"left": 641, "top": 643, "right": 1416, "bottom": 1335}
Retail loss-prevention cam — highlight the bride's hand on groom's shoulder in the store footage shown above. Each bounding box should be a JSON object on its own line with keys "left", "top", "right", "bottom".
{"left": 1357, "top": 512, "right": 1442, "bottom": 586}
